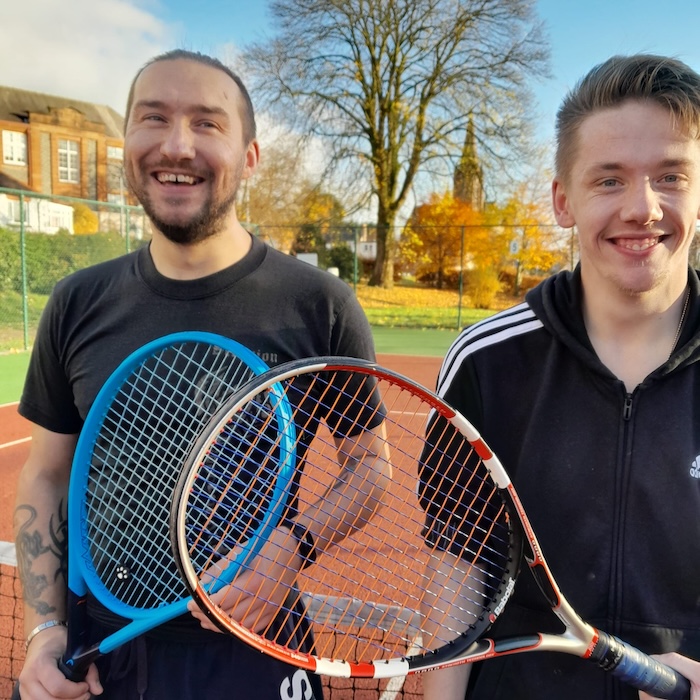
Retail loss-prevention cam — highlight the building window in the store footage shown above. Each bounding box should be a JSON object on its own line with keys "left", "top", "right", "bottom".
{"left": 58, "top": 139, "right": 80, "bottom": 183}
{"left": 3, "top": 131, "right": 27, "bottom": 165}
{"left": 107, "top": 145, "right": 123, "bottom": 160}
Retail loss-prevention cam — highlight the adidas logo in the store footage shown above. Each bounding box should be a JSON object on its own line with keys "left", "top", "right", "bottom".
{"left": 690, "top": 456, "right": 700, "bottom": 479}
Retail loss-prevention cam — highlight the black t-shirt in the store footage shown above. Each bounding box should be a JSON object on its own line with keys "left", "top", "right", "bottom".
{"left": 20, "top": 234, "right": 375, "bottom": 432}
{"left": 18, "top": 234, "right": 376, "bottom": 700}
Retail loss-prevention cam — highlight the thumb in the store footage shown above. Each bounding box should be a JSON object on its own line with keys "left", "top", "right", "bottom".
{"left": 84, "top": 663, "right": 104, "bottom": 696}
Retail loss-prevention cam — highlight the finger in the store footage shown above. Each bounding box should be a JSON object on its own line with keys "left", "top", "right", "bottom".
{"left": 84, "top": 663, "right": 104, "bottom": 696}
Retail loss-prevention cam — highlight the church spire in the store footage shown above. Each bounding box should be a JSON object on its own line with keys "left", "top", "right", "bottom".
{"left": 453, "top": 114, "right": 485, "bottom": 211}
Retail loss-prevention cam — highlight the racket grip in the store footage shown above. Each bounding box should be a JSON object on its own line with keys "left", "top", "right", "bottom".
{"left": 57, "top": 654, "right": 89, "bottom": 683}
{"left": 593, "top": 632, "right": 690, "bottom": 700}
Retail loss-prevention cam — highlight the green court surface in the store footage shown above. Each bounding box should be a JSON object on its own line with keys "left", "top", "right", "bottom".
{"left": 0, "top": 352, "right": 29, "bottom": 406}
{"left": 0, "top": 327, "right": 460, "bottom": 405}
{"left": 371, "top": 326, "right": 459, "bottom": 356}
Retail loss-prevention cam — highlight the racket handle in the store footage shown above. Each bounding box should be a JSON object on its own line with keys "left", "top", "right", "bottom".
{"left": 57, "top": 654, "right": 89, "bottom": 682}
{"left": 592, "top": 632, "right": 690, "bottom": 700}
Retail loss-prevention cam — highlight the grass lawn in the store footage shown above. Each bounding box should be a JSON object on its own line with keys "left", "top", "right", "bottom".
{"left": 372, "top": 327, "right": 460, "bottom": 356}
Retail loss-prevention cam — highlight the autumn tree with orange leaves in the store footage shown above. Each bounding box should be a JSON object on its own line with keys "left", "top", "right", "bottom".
{"left": 403, "top": 190, "right": 566, "bottom": 305}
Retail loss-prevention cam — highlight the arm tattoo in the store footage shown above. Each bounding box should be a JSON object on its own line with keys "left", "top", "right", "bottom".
{"left": 15, "top": 500, "right": 68, "bottom": 615}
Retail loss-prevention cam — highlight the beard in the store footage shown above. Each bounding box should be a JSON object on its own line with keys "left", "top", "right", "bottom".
{"left": 125, "top": 159, "right": 243, "bottom": 245}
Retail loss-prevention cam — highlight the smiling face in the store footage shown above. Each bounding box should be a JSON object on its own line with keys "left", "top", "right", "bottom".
{"left": 123, "top": 58, "right": 258, "bottom": 245}
{"left": 552, "top": 100, "right": 700, "bottom": 300}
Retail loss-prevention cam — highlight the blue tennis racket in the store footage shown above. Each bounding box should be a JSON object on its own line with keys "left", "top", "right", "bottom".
{"left": 42, "top": 332, "right": 286, "bottom": 683}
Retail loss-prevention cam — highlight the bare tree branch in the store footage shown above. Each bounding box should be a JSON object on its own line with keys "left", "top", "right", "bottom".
{"left": 243, "top": 0, "right": 550, "bottom": 286}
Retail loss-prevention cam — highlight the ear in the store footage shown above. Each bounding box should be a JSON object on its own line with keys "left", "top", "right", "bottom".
{"left": 242, "top": 139, "right": 260, "bottom": 180}
{"left": 552, "top": 178, "right": 576, "bottom": 228}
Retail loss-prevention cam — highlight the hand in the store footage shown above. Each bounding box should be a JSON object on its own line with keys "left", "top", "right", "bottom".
{"left": 639, "top": 653, "right": 700, "bottom": 700}
{"left": 187, "top": 525, "right": 301, "bottom": 635}
{"left": 18, "top": 625, "right": 102, "bottom": 699}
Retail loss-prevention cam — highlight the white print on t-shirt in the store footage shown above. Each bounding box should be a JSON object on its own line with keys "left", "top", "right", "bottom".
{"left": 256, "top": 350, "right": 279, "bottom": 364}
{"left": 280, "top": 668, "right": 315, "bottom": 700}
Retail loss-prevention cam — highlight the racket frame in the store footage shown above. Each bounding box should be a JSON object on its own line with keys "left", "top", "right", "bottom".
{"left": 170, "top": 357, "right": 522, "bottom": 675}
{"left": 60, "top": 332, "right": 270, "bottom": 677}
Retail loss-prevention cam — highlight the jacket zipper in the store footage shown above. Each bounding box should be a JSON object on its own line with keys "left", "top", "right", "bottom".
{"left": 608, "top": 388, "right": 635, "bottom": 700}
{"left": 623, "top": 393, "right": 633, "bottom": 421}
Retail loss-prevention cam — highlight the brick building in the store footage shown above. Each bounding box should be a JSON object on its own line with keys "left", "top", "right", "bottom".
{"left": 0, "top": 85, "right": 126, "bottom": 205}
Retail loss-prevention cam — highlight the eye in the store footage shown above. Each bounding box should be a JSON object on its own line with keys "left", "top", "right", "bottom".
{"left": 197, "top": 119, "right": 221, "bottom": 131}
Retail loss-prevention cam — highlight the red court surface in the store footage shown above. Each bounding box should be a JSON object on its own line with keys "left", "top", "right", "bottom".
{"left": 0, "top": 354, "right": 442, "bottom": 700}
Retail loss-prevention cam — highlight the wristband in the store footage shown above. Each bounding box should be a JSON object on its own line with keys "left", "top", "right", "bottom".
{"left": 290, "top": 523, "right": 317, "bottom": 569}
{"left": 26, "top": 619, "right": 66, "bottom": 649}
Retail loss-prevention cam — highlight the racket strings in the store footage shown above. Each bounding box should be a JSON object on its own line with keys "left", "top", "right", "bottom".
{"left": 84, "top": 341, "right": 260, "bottom": 610}
{"left": 179, "top": 366, "right": 517, "bottom": 667}
{"left": 185, "top": 398, "right": 290, "bottom": 573}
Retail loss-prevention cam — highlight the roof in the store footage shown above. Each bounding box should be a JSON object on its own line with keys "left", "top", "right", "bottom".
{"left": 0, "top": 171, "right": 35, "bottom": 192}
{"left": 0, "top": 85, "right": 124, "bottom": 139}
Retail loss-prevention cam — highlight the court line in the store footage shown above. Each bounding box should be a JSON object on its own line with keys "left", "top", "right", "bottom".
{"left": 0, "top": 437, "right": 31, "bottom": 450}
{"left": 378, "top": 633, "right": 422, "bottom": 700}
{"left": 0, "top": 540, "right": 16, "bottom": 566}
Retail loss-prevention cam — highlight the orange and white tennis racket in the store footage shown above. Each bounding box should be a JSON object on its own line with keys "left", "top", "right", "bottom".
{"left": 170, "top": 357, "right": 689, "bottom": 700}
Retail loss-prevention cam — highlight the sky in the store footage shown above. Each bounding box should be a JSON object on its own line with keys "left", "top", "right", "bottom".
{"left": 4, "top": 0, "right": 700, "bottom": 181}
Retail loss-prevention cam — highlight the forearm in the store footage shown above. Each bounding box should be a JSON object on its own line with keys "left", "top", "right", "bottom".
{"left": 299, "top": 425, "right": 391, "bottom": 552}
{"left": 420, "top": 552, "right": 481, "bottom": 700}
{"left": 13, "top": 428, "right": 75, "bottom": 635}
{"left": 14, "top": 472, "right": 69, "bottom": 633}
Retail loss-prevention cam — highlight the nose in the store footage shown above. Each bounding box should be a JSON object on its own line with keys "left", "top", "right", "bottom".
{"left": 619, "top": 179, "right": 663, "bottom": 225}
{"left": 160, "top": 120, "right": 195, "bottom": 161}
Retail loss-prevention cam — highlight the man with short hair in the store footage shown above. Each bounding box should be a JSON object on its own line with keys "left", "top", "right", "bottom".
{"left": 422, "top": 54, "right": 700, "bottom": 699}
{"left": 14, "top": 49, "right": 382, "bottom": 699}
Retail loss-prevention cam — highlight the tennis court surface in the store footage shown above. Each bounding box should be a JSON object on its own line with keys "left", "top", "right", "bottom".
{"left": 0, "top": 354, "right": 441, "bottom": 700}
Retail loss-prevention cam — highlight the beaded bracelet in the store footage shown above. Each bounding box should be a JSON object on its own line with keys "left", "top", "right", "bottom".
{"left": 290, "top": 523, "right": 317, "bottom": 570}
{"left": 26, "top": 619, "right": 66, "bottom": 649}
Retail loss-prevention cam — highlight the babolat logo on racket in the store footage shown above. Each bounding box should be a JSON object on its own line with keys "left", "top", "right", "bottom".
{"left": 115, "top": 564, "right": 130, "bottom": 581}
{"left": 690, "top": 456, "right": 700, "bottom": 479}
{"left": 492, "top": 577, "right": 516, "bottom": 620}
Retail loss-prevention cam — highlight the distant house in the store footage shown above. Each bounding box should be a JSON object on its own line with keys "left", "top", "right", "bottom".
{"left": 0, "top": 171, "right": 73, "bottom": 233}
{"left": 0, "top": 85, "right": 129, "bottom": 233}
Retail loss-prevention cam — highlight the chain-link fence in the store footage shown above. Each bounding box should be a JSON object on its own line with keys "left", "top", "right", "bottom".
{"left": 0, "top": 190, "right": 585, "bottom": 353}
{"left": 0, "top": 188, "right": 149, "bottom": 352}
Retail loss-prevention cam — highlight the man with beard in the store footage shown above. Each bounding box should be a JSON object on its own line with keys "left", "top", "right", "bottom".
{"left": 13, "top": 50, "right": 378, "bottom": 700}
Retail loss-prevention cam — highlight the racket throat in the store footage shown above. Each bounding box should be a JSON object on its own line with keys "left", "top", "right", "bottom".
{"left": 58, "top": 644, "right": 102, "bottom": 682}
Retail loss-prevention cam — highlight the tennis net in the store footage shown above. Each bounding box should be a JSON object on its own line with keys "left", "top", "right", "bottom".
{"left": 0, "top": 542, "right": 420, "bottom": 700}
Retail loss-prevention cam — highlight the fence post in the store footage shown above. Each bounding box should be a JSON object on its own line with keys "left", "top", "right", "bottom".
{"left": 457, "top": 226, "right": 465, "bottom": 330}
{"left": 353, "top": 226, "right": 358, "bottom": 292}
{"left": 19, "top": 193, "right": 29, "bottom": 351}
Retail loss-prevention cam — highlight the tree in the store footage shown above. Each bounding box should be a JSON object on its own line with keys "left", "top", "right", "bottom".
{"left": 72, "top": 203, "right": 99, "bottom": 234}
{"left": 403, "top": 192, "right": 508, "bottom": 308}
{"left": 243, "top": 0, "right": 549, "bottom": 287}
{"left": 497, "top": 192, "right": 566, "bottom": 294}
{"left": 403, "top": 192, "right": 485, "bottom": 289}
